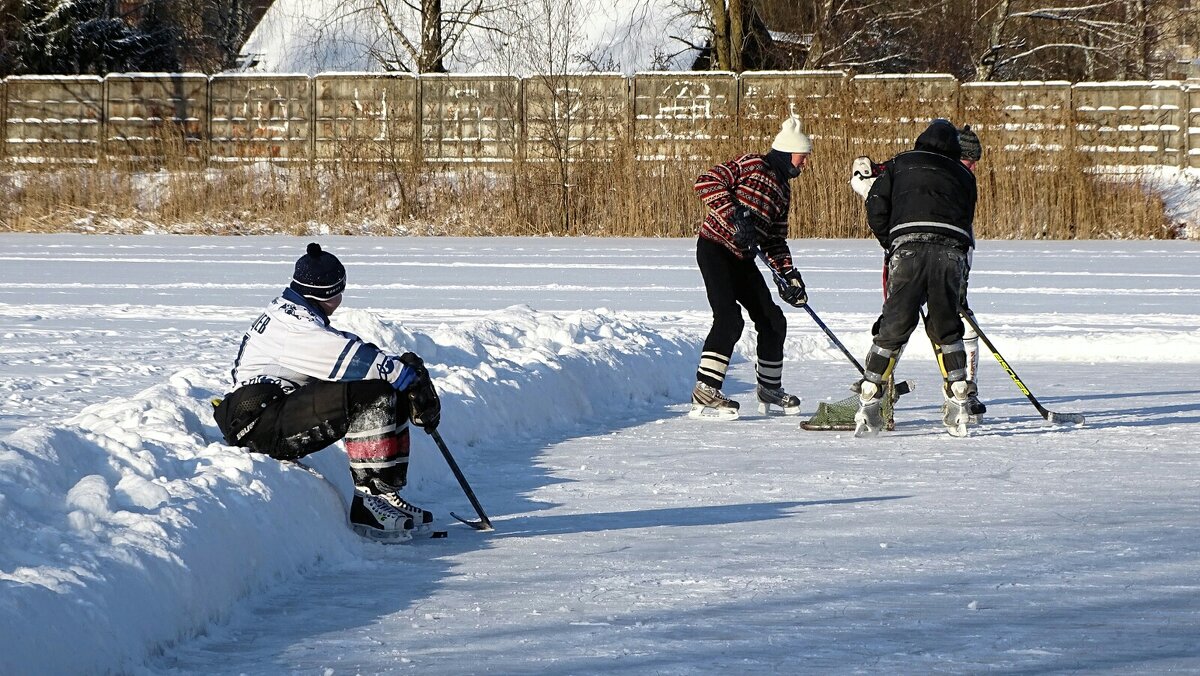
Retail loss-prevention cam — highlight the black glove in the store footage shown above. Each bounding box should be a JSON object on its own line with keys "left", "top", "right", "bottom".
{"left": 399, "top": 352, "right": 441, "bottom": 432}
{"left": 776, "top": 268, "right": 807, "bottom": 307}
{"left": 730, "top": 205, "right": 760, "bottom": 255}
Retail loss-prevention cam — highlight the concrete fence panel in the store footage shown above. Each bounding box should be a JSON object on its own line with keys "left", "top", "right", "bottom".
{"left": 633, "top": 72, "right": 738, "bottom": 160}
{"left": 3, "top": 72, "right": 1200, "bottom": 168}
{"left": 1185, "top": 83, "right": 1200, "bottom": 169}
{"left": 209, "top": 73, "right": 312, "bottom": 161}
{"left": 420, "top": 75, "right": 520, "bottom": 163}
{"left": 4, "top": 75, "right": 103, "bottom": 162}
{"left": 523, "top": 73, "right": 629, "bottom": 162}
{"left": 960, "top": 81, "right": 1073, "bottom": 161}
{"left": 104, "top": 73, "right": 209, "bottom": 163}
{"left": 313, "top": 73, "right": 418, "bottom": 163}
{"left": 1073, "top": 81, "right": 1186, "bottom": 166}
{"left": 850, "top": 74, "right": 959, "bottom": 155}
{"left": 739, "top": 70, "right": 847, "bottom": 150}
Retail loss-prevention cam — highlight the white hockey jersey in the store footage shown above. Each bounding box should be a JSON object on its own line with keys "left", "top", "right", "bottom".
{"left": 230, "top": 288, "right": 408, "bottom": 393}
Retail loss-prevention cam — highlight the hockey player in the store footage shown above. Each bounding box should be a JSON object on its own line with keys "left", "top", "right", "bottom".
{"left": 689, "top": 115, "right": 813, "bottom": 420}
{"left": 955, "top": 125, "right": 986, "bottom": 419}
{"left": 854, "top": 119, "right": 978, "bottom": 437}
{"left": 213, "top": 243, "right": 440, "bottom": 540}
{"left": 849, "top": 123, "right": 987, "bottom": 422}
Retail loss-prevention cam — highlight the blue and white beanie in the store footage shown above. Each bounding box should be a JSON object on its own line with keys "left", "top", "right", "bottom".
{"left": 290, "top": 242, "right": 346, "bottom": 300}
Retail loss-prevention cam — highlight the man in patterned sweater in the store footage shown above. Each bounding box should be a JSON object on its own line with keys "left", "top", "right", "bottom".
{"left": 689, "top": 115, "right": 813, "bottom": 420}
{"left": 213, "top": 243, "right": 440, "bottom": 541}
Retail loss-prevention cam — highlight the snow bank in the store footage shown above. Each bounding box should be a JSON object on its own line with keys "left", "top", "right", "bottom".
{"left": 0, "top": 305, "right": 695, "bottom": 674}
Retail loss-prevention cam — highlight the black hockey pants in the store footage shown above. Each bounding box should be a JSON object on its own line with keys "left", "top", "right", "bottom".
{"left": 216, "top": 379, "right": 412, "bottom": 491}
{"left": 695, "top": 236, "right": 787, "bottom": 390}
{"left": 863, "top": 241, "right": 969, "bottom": 386}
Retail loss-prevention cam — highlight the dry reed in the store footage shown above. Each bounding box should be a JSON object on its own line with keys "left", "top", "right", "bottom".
{"left": 0, "top": 85, "right": 1175, "bottom": 239}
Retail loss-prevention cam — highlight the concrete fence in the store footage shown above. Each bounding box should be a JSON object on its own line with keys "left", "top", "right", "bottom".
{"left": 3, "top": 70, "right": 1198, "bottom": 167}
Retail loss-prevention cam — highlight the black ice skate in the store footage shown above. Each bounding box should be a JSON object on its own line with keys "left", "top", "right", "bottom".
{"left": 756, "top": 385, "right": 801, "bottom": 415}
{"left": 381, "top": 492, "right": 435, "bottom": 530}
{"left": 350, "top": 490, "right": 414, "bottom": 543}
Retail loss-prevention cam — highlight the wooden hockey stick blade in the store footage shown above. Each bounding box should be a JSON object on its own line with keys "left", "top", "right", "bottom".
{"left": 451, "top": 512, "right": 494, "bottom": 531}
{"left": 894, "top": 379, "right": 915, "bottom": 397}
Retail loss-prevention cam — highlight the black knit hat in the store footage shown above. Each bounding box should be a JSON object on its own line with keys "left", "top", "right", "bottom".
{"left": 958, "top": 124, "right": 982, "bottom": 161}
{"left": 290, "top": 242, "right": 346, "bottom": 300}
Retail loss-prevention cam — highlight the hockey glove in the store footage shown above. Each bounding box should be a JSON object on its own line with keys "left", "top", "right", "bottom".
{"left": 399, "top": 352, "right": 441, "bottom": 432}
{"left": 776, "top": 268, "right": 807, "bottom": 307}
{"left": 730, "top": 205, "right": 760, "bottom": 255}
{"left": 850, "top": 156, "right": 885, "bottom": 200}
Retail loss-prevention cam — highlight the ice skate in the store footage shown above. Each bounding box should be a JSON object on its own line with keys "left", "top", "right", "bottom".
{"left": 965, "top": 395, "right": 986, "bottom": 424}
{"left": 688, "top": 382, "right": 739, "bottom": 421}
{"left": 350, "top": 490, "right": 414, "bottom": 543}
{"left": 853, "top": 381, "right": 886, "bottom": 438}
{"left": 943, "top": 381, "right": 972, "bottom": 437}
{"left": 756, "top": 384, "right": 801, "bottom": 415}
{"left": 380, "top": 491, "right": 435, "bottom": 530}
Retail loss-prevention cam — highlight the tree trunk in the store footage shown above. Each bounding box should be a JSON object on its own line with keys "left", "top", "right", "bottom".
{"left": 729, "top": 0, "right": 743, "bottom": 72}
{"left": 708, "top": 0, "right": 730, "bottom": 70}
{"left": 420, "top": 0, "right": 445, "bottom": 73}
{"left": 974, "top": 0, "right": 1012, "bottom": 81}
{"left": 801, "top": 0, "right": 834, "bottom": 70}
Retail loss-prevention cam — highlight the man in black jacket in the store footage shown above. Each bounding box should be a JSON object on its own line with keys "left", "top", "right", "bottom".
{"left": 855, "top": 119, "right": 977, "bottom": 437}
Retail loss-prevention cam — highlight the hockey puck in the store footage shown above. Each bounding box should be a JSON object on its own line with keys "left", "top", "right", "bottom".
{"left": 431, "top": 531, "right": 448, "bottom": 538}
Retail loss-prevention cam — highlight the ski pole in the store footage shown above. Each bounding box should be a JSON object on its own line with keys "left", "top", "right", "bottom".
{"left": 429, "top": 429, "right": 494, "bottom": 531}
{"left": 958, "top": 307, "right": 1085, "bottom": 425}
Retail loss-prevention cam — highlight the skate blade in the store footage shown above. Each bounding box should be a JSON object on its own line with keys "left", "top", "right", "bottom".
{"left": 944, "top": 409, "right": 971, "bottom": 437}
{"left": 944, "top": 422, "right": 970, "bottom": 437}
{"left": 352, "top": 524, "right": 414, "bottom": 544}
{"left": 853, "top": 412, "right": 883, "bottom": 438}
{"left": 854, "top": 421, "right": 881, "bottom": 438}
{"left": 757, "top": 401, "right": 802, "bottom": 416}
{"left": 688, "top": 403, "right": 739, "bottom": 421}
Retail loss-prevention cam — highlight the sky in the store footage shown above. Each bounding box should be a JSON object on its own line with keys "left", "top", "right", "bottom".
{"left": 1, "top": 235, "right": 1198, "bottom": 674}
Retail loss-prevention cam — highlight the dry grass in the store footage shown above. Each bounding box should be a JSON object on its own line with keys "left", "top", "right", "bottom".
{"left": 0, "top": 99, "right": 1175, "bottom": 239}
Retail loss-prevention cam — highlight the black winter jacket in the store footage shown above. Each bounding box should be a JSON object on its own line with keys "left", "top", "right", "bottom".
{"left": 865, "top": 121, "right": 976, "bottom": 252}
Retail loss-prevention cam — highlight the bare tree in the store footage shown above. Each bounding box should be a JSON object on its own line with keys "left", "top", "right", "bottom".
{"left": 801, "top": 0, "right": 947, "bottom": 71}
{"left": 323, "top": 0, "right": 521, "bottom": 73}
{"left": 972, "top": 0, "right": 1189, "bottom": 81}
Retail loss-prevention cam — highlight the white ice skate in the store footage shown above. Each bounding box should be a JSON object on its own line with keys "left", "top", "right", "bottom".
{"left": 942, "top": 381, "right": 972, "bottom": 437}
{"left": 688, "top": 382, "right": 740, "bottom": 421}
{"left": 854, "top": 381, "right": 886, "bottom": 438}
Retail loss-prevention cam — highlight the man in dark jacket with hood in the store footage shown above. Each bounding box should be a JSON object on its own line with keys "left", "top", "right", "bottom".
{"left": 855, "top": 119, "right": 977, "bottom": 438}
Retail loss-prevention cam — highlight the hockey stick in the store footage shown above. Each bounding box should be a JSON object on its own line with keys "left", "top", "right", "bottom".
{"left": 755, "top": 252, "right": 912, "bottom": 396}
{"left": 429, "top": 429, "right": 494, "bottom": 531}
{"left": 958, "top": 308, "right": 1085, "bottom": 425}
{"left": 803, "top": 303, "right": 914, "bottom": 397}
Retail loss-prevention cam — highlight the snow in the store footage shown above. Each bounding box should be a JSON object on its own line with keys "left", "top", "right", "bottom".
{"left": 2, "top": 235, "right": 1200, "bottom": 673}
{"left": 241, "top": 0, "right": 705, "bottom": 76}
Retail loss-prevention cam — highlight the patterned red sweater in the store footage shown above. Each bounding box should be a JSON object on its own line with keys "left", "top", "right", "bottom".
{"left": 693, "top": 153, "right": 795, "bottom": 274}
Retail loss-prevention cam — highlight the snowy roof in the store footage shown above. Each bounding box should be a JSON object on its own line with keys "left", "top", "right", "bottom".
{"left": 239, "top": 1, "right": 707, "bottom": 76}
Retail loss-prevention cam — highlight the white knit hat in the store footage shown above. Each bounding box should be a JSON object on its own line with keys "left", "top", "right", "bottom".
{"left": 771, "top": 115, "right": 813, "bottom": 154}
